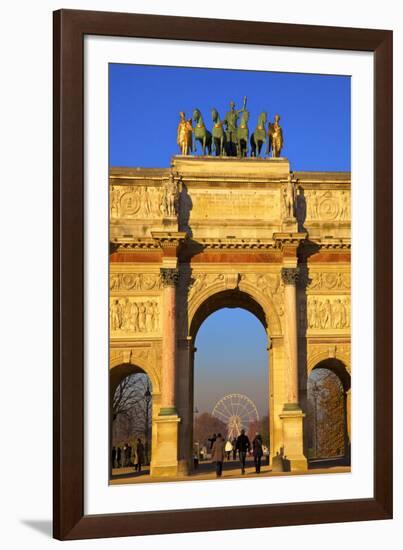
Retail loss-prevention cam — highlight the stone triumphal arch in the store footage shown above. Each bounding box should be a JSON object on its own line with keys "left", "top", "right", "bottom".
{"left": 109, "top": 156, "right": 351, "bottom": 476}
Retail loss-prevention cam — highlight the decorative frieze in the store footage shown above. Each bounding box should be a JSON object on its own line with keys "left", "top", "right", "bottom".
{"left": 308, "top": 271, "right": 350, "bottom": 292}
{"left": 110, "top": 272, "right": 162, "bottom": 292}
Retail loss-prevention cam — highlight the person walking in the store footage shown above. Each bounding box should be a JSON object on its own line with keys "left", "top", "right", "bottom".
{"left": 232, "top": 437, "right": 237, "bottom": 460}
{"left": 136, "top": 438, "right": 145, "bottom": 473}
{"left": 224, "top": 439, "right": 233, "bottom": 460}
{"left": 116, "top": 446, "right": 122, "bottom": 468}
{"left": 122, "top": 443, "right": 128, "bottom": 467}
{"left": 133, "top": 445, "right": 138, "bottom": 471}
{"left": 236, "top": 429, "right": 251, "bottom": 474}
{"left": 125, "top": 443, "right": 132, "bottom": 467}
{"left": 211, "top": 433, "right": 226, "bottom": 477}
{"left": 111, "top": 446, "right": 116, "bottom": 469}
{"left": 252, "top": 432, "right": 264, "bottom": 473}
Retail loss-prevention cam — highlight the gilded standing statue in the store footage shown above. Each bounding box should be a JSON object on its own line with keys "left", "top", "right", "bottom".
{"left": 177, "top": 111, "right": 193, "bottom": 155}
{"left": 268, "top": 114, "right": 284, "bottom": 157}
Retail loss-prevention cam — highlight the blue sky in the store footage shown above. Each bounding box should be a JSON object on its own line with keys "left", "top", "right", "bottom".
{"left": 194, "top": 309, "right": 268, "bottom": 417}
{"left": 109, "top": 64, "right": 350, "bottom": 419}
{"left": 109, "top": 64, "right": 350, "bottom": 172}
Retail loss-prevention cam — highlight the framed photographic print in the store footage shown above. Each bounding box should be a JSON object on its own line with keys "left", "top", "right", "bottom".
{"left": 53, "top": 9, "right": 393, "bottom": 540}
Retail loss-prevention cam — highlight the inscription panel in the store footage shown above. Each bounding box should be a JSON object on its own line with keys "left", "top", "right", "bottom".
{"left": 188, "top": 189, "right": 280, "bottom": 221}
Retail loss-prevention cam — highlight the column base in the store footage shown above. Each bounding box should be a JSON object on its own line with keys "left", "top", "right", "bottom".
{"left": 177, "top": 459, "right": 190, "bottom": 476}
{"left": 282, "top": 454, "right": 308, "bottom": 472}
{"left": 150, "top": 414, "right": 181, "bottom": 478}
{"left": 280, "top": 406, "right": 308, "bottom": 472}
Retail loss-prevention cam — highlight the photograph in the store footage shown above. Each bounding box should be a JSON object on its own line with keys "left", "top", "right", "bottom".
{"left": 108, "top": 64, "right": 352, "bottom": 485}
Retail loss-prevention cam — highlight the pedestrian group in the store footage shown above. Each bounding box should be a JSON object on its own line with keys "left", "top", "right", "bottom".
{"left": 210, "top": 429, "right": 266, "bottom": 478}
{"left": 111, "top": 438, "right": 145, "bottom": 473}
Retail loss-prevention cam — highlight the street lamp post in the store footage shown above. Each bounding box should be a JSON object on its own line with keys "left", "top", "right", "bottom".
{"left": 144, "top": 382, "right": 152, "bottom": 465}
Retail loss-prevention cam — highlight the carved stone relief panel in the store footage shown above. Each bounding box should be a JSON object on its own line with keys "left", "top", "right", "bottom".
{"left": 240, "top": 272, "right": 284, "bottom": 316}
{"left": 110, "top": 296, "right": 161, "bottom": 337}
{"left": 304, "top": 295, "right": 350, "bottom": 331}
{"left": 110, "top": 185, "right": 164, "bottom": 219}
{"left": 185, "top": 270, "right": 285, "bottom": 322}
{"left": 187, "top": 273, "right": 226, "bottom": 302}
{"left": 303, "top": 190, "right": 350, "bottom": 221}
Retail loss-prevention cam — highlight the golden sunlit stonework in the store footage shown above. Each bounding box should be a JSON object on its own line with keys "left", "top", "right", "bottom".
{"left": 110, "top": 156, "right": 351, "bottom": 477}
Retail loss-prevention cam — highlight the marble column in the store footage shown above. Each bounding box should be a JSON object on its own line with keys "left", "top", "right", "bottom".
{"left": 150, "top": 267, "right": 181, "bottom": 477}
{"left": 281, "top": 267, "right": 300, "bottom": 408}
{"left": 279, "top": 266, "right": 307, "bottom": 471}
{"left": 159, "top": 267, "right": 179, "bottom": 416}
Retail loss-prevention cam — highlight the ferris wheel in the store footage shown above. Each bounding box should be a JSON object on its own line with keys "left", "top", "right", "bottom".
{"left": 212, "top": 394, "right": 259, "bottom": 440}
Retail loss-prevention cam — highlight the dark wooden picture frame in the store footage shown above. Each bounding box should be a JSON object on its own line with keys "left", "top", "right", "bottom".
{"left": 53, "top": 9, "right": 393, "bottom": 540}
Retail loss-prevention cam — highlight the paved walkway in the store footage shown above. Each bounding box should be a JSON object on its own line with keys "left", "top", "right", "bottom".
{"left": 110, "top": 457, "right": 350, "bottom": 485}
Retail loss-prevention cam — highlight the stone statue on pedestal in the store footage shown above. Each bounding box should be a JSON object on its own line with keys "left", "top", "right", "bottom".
{"left": 283, "top": 174, "right": 296, "bottom": 219}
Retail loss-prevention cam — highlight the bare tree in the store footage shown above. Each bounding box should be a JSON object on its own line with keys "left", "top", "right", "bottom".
{"left": 194, "top": 412, "right": 226, "bottom": 447}
{"left": 112, "top": 374, "right": 152, "bottom": 452}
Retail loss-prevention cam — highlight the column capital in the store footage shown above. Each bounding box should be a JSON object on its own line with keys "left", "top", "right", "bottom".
{"left": 281, "top": 267, "right": 300, "bottom": 285}
{"left": 160, "top": 267, "right": 179, "bottom": 287}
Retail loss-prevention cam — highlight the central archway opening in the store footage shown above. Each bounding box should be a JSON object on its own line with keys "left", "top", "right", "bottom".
{"left": 192, "top": 295, "right": 269, "bottom": 476}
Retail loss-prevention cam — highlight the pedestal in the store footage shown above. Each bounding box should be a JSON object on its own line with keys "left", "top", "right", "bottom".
{"left": 150, "top": 415, "right": 181, "bottom": 477}
{"left": 280, "top": 408, "right": 308, "bottom": 471}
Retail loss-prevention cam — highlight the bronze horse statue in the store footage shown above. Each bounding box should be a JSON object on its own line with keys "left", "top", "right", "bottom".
{"left": 211, "top": 108, "right": 226, "bottom": 156}
{"left": 236, "top": 110, "right": 249, "bottom": 158}
{"left": 192, "top": 108, "right": 212, "bottom": 156}
{"left": 250, "top": 111, "right": 267, "bottom": 157}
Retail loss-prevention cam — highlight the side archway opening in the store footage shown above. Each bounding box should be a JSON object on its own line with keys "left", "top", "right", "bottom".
{"left": 307, "top": 358, "right": 351, "bottom": 466}
{"left": 110, "top": 364, "right": 153, "bottom": 476}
